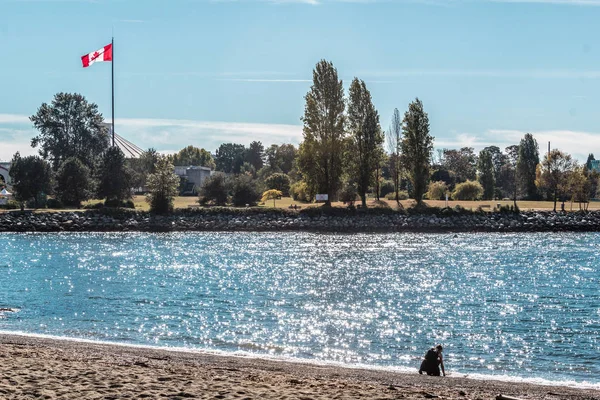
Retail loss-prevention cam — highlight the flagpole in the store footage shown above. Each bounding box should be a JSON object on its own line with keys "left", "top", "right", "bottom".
{"left": 111, "top": 36, "right": 115, "bottom": 147}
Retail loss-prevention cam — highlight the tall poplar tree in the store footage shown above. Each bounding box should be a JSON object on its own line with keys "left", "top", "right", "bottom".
{"left": 298, "top": 60, "right": 346, "bottom": 205}
{"left": 400, "top": 98, "right": 433, "bottom": 205}
{"left": 347, "top": 78, "right": 383, "bottom": 207}
{"left": 386, "top": 108, "right": 402, "bottom": 203}
{"left": 516, "top": 133, "right": 540, "bottom": 200}
{"left": 477, "top": 149, "right": 495, "bottom": 200}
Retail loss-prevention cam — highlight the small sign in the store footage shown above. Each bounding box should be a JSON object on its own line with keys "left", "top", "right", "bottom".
{"left": 316, "top": 194, "right": 328, "bottom": 202}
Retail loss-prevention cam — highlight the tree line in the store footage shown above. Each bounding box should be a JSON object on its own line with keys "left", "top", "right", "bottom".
{"left": 4, "top": 61, "right": 600, "bottom": 213}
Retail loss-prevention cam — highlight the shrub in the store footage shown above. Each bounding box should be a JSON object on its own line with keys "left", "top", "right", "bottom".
{"left": 385, "top": 190, "right": 409, "bottom": 200}
{"left": 102, "top": 199, "right": 135, "bottom": 209}
{"left": 231, "top": 175, "right": 261, "bottom": 207}
{"left": 452, "top": 180, "right": 483, "bottom": 201}
{"left": 0, "top": 200, "right": 19, "bottom": 210}
{"left": 199, "top": 173, "right": 229, "bottom": 206}
{"left": 426, "top": 181, "right": 449, "bottom": 201}
{"left": 264, "top": 173, "right": 291, "bottom": 196}
{"left": 290, "top": 181, "right": 314, "bottom": 202}
{"left": 83, "top": 201, "right": 105, "bottom": 210}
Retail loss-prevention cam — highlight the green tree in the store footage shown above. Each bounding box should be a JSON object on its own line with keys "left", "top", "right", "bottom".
{"left": 442, "top": 147, "right": 477, "bottom": 184}
{"left": 30, "top": 93, "right": 109, "bottom": 171}
{"left": 240, "top": 162, "right": 256, "bottom": 178}
{"left": 347, "top": 78, "right": 384, "bottom": 207}
{"left": 517, "top": 133, "right": 540, "bottom": 200}
{"left": 483, "top": 145, "right": 506, "bottom": 196}
{"left": 55, "top": 157, "right": 92, "bottom": 207}
{"left": 499, "top": 145, "right": 519, "bottom": 208}
{"left": 264, "top": 173, "right": 291, "bottom": 196}
{"left": 128, "top": 148, "right": 159, "bottom": 191}
{"left": 231, "top": 175, "right": 261, "bottom": 206}
{"left": 386, "top": 108, "right": 403, "bottom": 203}
{"left": 264, "top": 145, "right": 283, "bottom": 172}
{"left": 146, "top": 156, "right": 180, "bottom": 214}
{"left": 357, "top": 109, "right": 384, "bottom": 207}
{"left": 482, "top": 146, "right": 506, "bottom": 177}
{"left": 170, "top": 145, "right": 215, "bottom": 169}
{"left": 264, "top": 144, "right": 298, "bottom": 175}
{"left": 298, "top": 60, "right": 346, "bottom": 206}
{"left": 290, "top": 180, "right": 314, "bottom": 203}
{"left": 477, "top": 149, "right": 495, "bottom": 200}
{"left": 215, "top": 143, "right": 246, "bottom": 174}
{"left": 199, "top": 173, "right": 229, "bottom": 206}
{"left": 400, "top": 98, "right": 433, "bottom": 205}
{"left": 245, "top": 141, "right": 264, "bottom": 171}
{"left": 9, "top": 152, "right": 52, "bottom": 209}
{"left": 96, "top": 147, "right": 132, "bottom": 203}
{"left": 535, "top": 149, "right": 574, "bottom": 211}
{"left": 275, "top": 144, "right": 297, "bottom": 174}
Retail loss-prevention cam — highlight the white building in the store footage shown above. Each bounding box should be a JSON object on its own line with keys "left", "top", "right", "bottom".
{"left": 174, "top": 166, "right": 212, "bottom": 195}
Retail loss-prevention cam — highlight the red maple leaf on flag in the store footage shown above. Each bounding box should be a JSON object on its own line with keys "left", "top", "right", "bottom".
{"left": 91, "top": 51, "right": 100, "bottom": 61}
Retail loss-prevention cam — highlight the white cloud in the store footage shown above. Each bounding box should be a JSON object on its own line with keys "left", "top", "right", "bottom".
{"left": 3, "top": 113, "right": 598, "bottom": 163}
{"left": 359, "top": 69, "right": 600, "bottom": 79}
{"left": 117, "top": 118, "right": 303, "bottom": 153}
{"left": 436, "top": 129, "right": 600, "bottom": 162}
{"left": 0, "top": 114, "right": 30, "bottom": 124}
{"left": 216, "top": 78, "right": 312, "bottom": 83}
{"left": 216, "top": 0, "right": 600, "bottom": 5}
{"left": 0, "top": 114, "right": 304, "bottom": 160}
{"left": 490, "top": 0, "right": 600, "bottom": 5}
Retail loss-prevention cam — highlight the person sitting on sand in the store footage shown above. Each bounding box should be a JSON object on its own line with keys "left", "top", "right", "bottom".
{"left": 419, "top": 344, "right": 445, "bottom": 376}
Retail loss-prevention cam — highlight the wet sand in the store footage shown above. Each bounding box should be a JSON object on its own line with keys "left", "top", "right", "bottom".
{"left": 1, "top": 333, "right": 598, "bottom": 400}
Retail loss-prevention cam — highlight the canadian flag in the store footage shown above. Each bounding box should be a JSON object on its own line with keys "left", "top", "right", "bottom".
{"left": 81, "top": 43, "right": 112, "bottom": 68}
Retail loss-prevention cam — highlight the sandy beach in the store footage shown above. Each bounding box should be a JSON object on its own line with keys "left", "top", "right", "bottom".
{"left": 0, "top": 334, "right": 598, "bottom": 400}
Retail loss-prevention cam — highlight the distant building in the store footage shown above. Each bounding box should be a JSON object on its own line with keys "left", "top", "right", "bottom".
{"left": 0, "top": 162, "right": 11, "bottom": 185}
{"left": 174, "top": 166, "right": 212, "bottom": 195}
{"left": 590, "top": 160, "right": 600, "bottom": 173}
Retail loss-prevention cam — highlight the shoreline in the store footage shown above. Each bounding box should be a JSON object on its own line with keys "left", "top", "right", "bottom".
{"left": 1, "top": 333, "right": 598, "bottom": 400}
{"left": 1, "top": 208, "right": 600, "bottom": 233}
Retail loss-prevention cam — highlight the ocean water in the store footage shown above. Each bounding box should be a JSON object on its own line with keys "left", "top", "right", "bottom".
{"left": 0, "top": 232, "right": 599, "bottom": 388}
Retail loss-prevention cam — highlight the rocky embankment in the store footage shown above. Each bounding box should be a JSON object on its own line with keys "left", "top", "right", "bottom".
{"left": 1, "top": 208, "right": 600, "bottom": 233}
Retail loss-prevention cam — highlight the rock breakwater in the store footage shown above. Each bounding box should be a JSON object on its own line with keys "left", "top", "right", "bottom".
{"left": 1, "top": 208, "right": 600, "bottom": 233}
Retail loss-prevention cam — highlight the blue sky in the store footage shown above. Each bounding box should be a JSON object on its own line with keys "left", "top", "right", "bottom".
{"left": 1, "top": 0, "right": 600, "bottom": 162}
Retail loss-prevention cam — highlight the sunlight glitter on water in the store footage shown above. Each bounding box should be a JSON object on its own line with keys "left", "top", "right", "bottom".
{"left": 1, "top": 231, "right": 599, "bottom": 386}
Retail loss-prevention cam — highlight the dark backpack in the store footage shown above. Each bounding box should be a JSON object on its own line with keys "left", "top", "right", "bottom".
{"left": 425, "top": 348, "right": 438, "bottom": 362}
